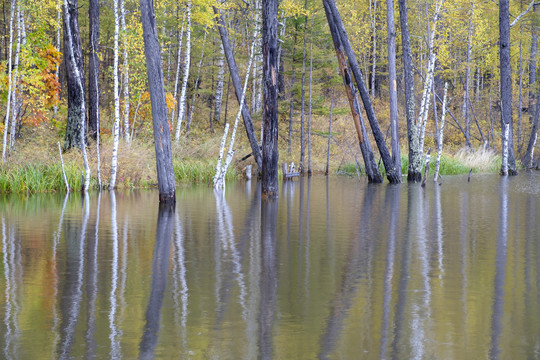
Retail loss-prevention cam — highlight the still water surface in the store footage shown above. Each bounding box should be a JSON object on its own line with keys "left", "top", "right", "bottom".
{"left": 1, "top": 174, "right": 540, "bottom": 359}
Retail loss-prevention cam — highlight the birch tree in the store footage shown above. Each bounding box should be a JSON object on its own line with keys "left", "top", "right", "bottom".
{"left": 214, "top": 41, "right": 225, "bottom": 124}
{"left": 386, "top": 0, "right": 400, "bottom": 170}
{"left": 2, "top": 0, "right": 16, "bottom": 163}
{"left": 121, "top": 0, "right": 131, "bottom": 143}
{"left": 9, "top": 3, "right": 22, "bottom": 151}
{"left": 170, "top": 10, "right": 186, "bottom": 125}
{"left": 63, "top": 0, "right": 91, "bottom": 191}
{"left": 175, "top": 0, "right": 191, "bottom": 141}
{"left": 499, "top": 0, "right": 518, "bottom": 175}
{"left": 110, "top": 0, "right": 121, "bottom": 189}
{"left": 434, "top": 82, "right": 448, "bottom": 181}
{"left": 88, "top": 0, "right": 99, "bottom": 140}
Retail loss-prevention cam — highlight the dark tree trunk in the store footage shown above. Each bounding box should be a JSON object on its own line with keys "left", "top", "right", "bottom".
{"left": 261, "top": 0, "right": 279, "bottom": 199}
{"left": 324, "top": 0, "right": 401, "bottom": 184}
{"left": 398, "top": 0, "right": 422, "bottom": 181}
{"left": 213, "top": 6, "right": 263, "bottom": 171}
{"left": 88, "top": 0, "right": 99, "bottom": 141}
{"left": 499, "top": 0, "right": 518, "bottom": 175}
{"left": 288, "top": 26, "right": 297, "bottom": 155}
{"left": 523, "top": 80, "right": 540, "bottom": 167}
{"left": 140, "top": 0, "right": 176, "bottom": 203}
{"left": 323, "top": 0, "right": 382, "bottom": 183}
{"left": 63, "top": 0, "right": 86, "bottom": 151}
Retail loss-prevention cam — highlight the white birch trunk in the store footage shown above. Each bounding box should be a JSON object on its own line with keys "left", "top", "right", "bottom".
{"left": 58, "top": 142, "right": 70, "bottom": 192}
{"left": 9, "top": 3, "right": 22, "bottom": 150}
{"left": 121, "top": 0, "right": 130, "bottom": 143}
{"left": 2, "top": 0, "right": 16, "bottom": 163}
{"left": 110, "top": 0, "right": 120, "bottom": 189}
{"left": 501, "top": 120, "right": 509, "bottom": 175}
{"left": 434, "top": 82, "right": 448, "bottom": 181}
{"left": 214, "top": 42, "right": 225, "bottom": 124}
{"left": 63, "top": 0, "right": 90, "bottom": 192}
{"left": 175, "top": 0, "right": 191, "bottom": 141}
{"left": 213, "top": 25, "right": 257, "bottom": 190}
{"left": 170, "top": 11, "right": 186, "bottom": 124}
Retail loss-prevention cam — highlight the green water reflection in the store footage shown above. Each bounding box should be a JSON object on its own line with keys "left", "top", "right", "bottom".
{"left": 0, "top": 174, "right": 539, "bottom": 359}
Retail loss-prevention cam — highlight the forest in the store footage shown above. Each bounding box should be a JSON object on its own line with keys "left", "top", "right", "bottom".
{"left": 0, "top": 0, "right": 538, "bottom": 195}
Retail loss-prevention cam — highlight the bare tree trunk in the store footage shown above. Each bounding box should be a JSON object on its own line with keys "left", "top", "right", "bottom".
{"left": 175, "top": 0, "right": 191, "bottom": 141}
{"left": 214, "top": 41, "right": 225, "bottom": 124}
{"left": 170, "top": 10, "right": 186, "bottom": 125}
{"left": 307, "top": 8, "right": 314, "bottom": 176}
{"left": 434, "top": 82, "right": 448, "bottom": 181}
{"left": 386, "top": 0, "right": 400, "bottom": 171}
{"left": 463, "top": 5, "right": 474, "bottom": 147}
{"left": 139, "top": 0, "right": 177, "bottom": 203}
{"left": 88, "top": 0, "right": 99, "bottom": 140}
{"left": 500, "top": 0, "right": 518, "bottom": 175}
{"left": 121, "top": 0, "right": 130, "bottom": 143}
{"left": 110, "top": 0, "right": 120, "bottom": 189}
{"left": 369, "top": 0, "right": 377, "bottom": 98}
{"left": 524, "top": 79, "right": 540, "bottom": 167}
{"left": 323, "top": 0, "right": 382, "bottom": 183}
{"left": 398, "top": 0, "right": 421, "bottom": 181}
{"left": 300, "top": 2, "right": 308, "bottom": 173}
{"left": 214, "top": 6, "right": 263, "bottom": 170}
{"left": 63, "top": 0, "right": 90, "bottom": 191}
{"left": 326, "top": 95, "right": 334, "bottom": 175}
{"left": 529, "top": 4, "right": 538, "bottom": 125}
{"left": 261, "top": 0, "right": 279, "bottom": 199}
{"left": 54, "top": 0, "right": 61, "bottom": 119}
{"left": 325, "top": 0, "right": 401, "bottom": 183}
{"left": 1, "top": 0, "right": 15, "bottom": 163}
{"left": 9, "top": 2, "right": 21, "bottom": 151}
{"left": 288, "top": 27, "right": 297, "bottom": 155}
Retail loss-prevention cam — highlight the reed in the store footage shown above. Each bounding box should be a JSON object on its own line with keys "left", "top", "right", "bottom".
{"left": 173, "top": 159, "right": 239, "bottom": 184}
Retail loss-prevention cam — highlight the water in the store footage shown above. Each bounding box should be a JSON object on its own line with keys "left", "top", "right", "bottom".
{"left": 1, "top": 174, "right": 540, "bottom": 359}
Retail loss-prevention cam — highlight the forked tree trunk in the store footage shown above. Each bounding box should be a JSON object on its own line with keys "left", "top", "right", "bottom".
{"left": 261, "top": 0, "right": 279, "bottom": 199}
{"left": 214, "top": 6, "right": 263, "bottom": 170}
{"left": 325, "top": 0, "right": 401, "bottom": 183}
{"left": 323, "top": 0, "right": 382, "bottom": 183}
{"left": 139, "top": 0, "right": 176, "bottom": 203}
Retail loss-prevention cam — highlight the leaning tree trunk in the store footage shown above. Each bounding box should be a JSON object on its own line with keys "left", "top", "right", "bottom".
{"left": 323, "top": 0, "right": 382, "bottom": 183}
{"left": 499, "top": 0, "right": 518, "bottom": 175}
{"left": 63, "top": 0, "right": 90, "bottom": 191}
{"left": 213, "top": 5, "right": 263, "bottom": 171}
{"left": 398, "top": 0, "right": 421, "bottom": 181}
{"left": 63, "top": 0, "right": 87, "bottom": 151}
{"left": 88, "top": 0, "right": 99, "bottom": 141}
{"left": 523, "top": 83, "right": 540, "bottom": 168}
{"left": 386, "top": 0, "right": 401, "bottom": 171}
{"left": 261, "top": 0, "right": 279, "bottom": 199}
{"left": 139, "top": 0, "right": 176, "bottom": 203}
{"left": 325, "top": 0, "right": 401, "bottom": 183}
{"left": 214, "top": 41, "right": 225, "bottom": 124}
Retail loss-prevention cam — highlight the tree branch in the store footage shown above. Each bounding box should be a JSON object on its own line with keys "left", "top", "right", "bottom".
{"left": 510, "top": 0, "right": 540, "bottom": 27}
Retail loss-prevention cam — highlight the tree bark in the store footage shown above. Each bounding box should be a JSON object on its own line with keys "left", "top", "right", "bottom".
{"left": 175, "top": 0, "right": 191, "bottom": 140}
{"left": 300, "top": 1, "right": 308, "bottom": 173}
{"left": 1, "top": 0, "right": 15, "bottom": 163}
{"left": 323, "top": 0, "right": 382, "bottom": 183}
{"left": 523, "top": 79, "right": 540, "bottom": 167}
{"left": 529, "top": 4, "right": 538, "bottom": 125}
{"left": 170, "top": 9, "right": 186, "bottom": 125}
{"left": 88, "top": 0, "right": 99, "bottom": 141}
{"left": 288, "top": 27, "right": 297, "bottom": 155}
{"left": 325, "top": 0, "right": 401, "bottom": 183}
{"left": 499, "top": 0, "right": 518, "bottom": 175}
{"left": 214, "top": 6, "right": 263, "bottom": 171}
{"left": 139, "top": 0, "right": 176, "bottom": 203}
{"left": 110, "top": 0, "right": 120, "bottom": 189}
{"left": 214, "top": 41, "right": 225, "bottom": 124}
{"left": 386, "top": 0, "right": 401, "bottom": 171}
{"left": 398, "top": 0, "right": 422, "bottom": 181}
{"left": 121, "top": 0, "right": 130, "bottom": 143}
{"left": 63, "top": 0, "right": 91, "bottom": 191}
{"left": 261, "top": 0, "right": 279, "bottom": 199}
{"left": 63, "top": 0, "right": 87, "bottom": 151}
